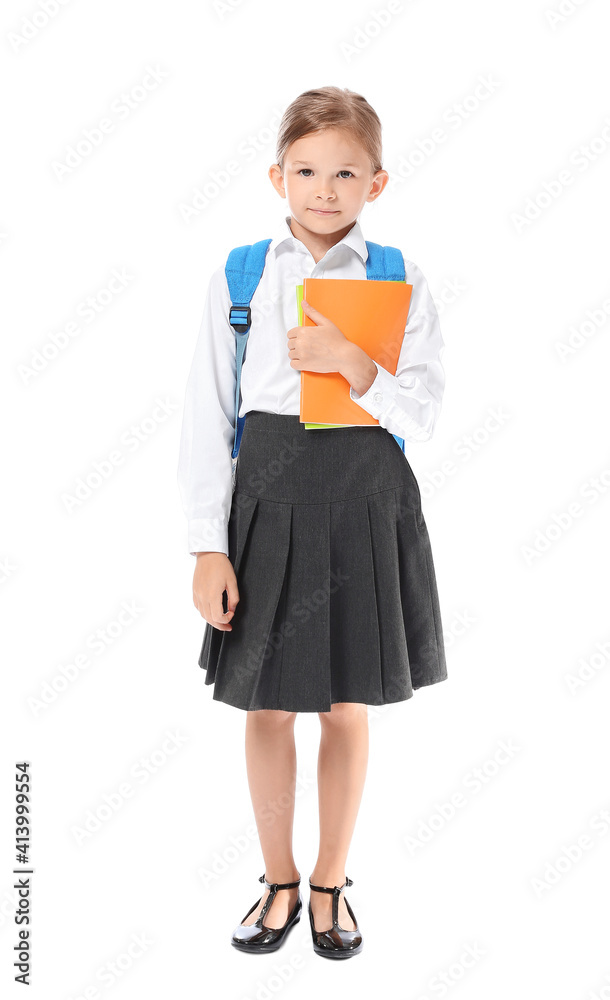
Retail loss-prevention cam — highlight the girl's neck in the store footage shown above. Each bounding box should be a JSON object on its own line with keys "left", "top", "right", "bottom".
{"left": 287, "top": 215, "right": 358, "bottom": 265}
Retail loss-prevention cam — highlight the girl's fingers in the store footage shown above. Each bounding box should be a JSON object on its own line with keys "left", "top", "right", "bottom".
{"left": 210, "top": 593, "right": 233, "bottom": 630}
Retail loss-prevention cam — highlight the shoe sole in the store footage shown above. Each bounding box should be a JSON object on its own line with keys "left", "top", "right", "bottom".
{"left": 312, "top": 941, "right": 363, "bottom": 959}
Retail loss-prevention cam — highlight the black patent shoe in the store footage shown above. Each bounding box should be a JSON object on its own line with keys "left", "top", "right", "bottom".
{"left": 308, "top": 875, "right": 363, "bottom": 959}
{"left": 231, "top": 873, "right": 302, "bottom": 953}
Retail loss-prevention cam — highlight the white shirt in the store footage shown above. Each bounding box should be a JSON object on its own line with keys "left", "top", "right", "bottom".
{"left": 177, "top": 214, "right": 445, "bottom": 556}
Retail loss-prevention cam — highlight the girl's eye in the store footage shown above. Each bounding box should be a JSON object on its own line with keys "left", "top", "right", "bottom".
{"left": 297, "top": 169, "right": 354, "bottom": 178}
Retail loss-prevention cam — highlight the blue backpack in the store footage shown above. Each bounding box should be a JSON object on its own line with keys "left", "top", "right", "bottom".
{"left": 225, "top": 238, "right": 407, "bottom": 469}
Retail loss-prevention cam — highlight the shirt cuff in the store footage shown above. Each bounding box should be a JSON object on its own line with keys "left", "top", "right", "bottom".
{"left": 188, "top": 518, "right": 229, "bottom": 557}
{"left": 349, "top": 361, "right": 417, "bottom": 418}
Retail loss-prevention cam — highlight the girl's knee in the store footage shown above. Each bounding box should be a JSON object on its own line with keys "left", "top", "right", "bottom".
{"left": 318, "top": 702, "right": 368, "bottom": 725}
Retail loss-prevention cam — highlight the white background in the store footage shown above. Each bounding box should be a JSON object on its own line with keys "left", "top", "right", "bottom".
{"left": 3, "top": 0, "right": 610, "bottom": 996}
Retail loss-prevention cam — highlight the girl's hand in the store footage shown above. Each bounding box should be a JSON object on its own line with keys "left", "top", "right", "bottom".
{"left": 287, "top": 300, "right": 352, "bottom": 374}
{"left": 193, "top": 552, "right": 239, "bottom": 631}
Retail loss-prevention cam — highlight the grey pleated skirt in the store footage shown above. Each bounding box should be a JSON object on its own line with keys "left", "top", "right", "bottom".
{"left": 198, "top": 410, "right": 448, "bottom": 712}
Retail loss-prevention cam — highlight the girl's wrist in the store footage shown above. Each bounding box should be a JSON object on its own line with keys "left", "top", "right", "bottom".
{"left": 338, "top": 343, "right": 377, "bottom": 396}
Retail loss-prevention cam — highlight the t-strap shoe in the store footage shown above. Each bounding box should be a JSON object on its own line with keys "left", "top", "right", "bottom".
{"left": 231, "top": 873, "right": 302, "bottom": 953}
{"left": 308, "top": 876, "right": 363, "bottom": 958}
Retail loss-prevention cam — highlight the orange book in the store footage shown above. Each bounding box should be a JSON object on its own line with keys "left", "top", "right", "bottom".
{"left": 299, "top": 277, "right": 413, "bottom": 426}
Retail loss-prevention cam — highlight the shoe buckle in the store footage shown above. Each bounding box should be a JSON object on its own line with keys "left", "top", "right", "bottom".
{"left": 259, "top": 874, "right": 279, "bottom": 890}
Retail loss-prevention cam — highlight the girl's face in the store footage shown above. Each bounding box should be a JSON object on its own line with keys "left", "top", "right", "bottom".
{"left": 269, "top": 127, "right": 388, "bottom": 233}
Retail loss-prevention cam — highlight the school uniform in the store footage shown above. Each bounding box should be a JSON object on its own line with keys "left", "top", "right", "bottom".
{"left": 177, "top": 214, "right": 448, "bottom": 712}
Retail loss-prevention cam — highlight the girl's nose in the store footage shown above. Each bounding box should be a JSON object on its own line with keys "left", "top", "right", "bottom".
{"left": 314, "top": 180, "right": 336, "bottom": 198}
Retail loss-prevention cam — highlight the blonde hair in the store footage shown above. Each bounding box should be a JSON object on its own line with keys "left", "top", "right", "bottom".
{"left": 275, "top": 86, "right": 383, "bottom": 175}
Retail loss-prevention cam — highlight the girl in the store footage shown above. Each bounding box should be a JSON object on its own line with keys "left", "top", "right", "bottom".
{"left": 177, "top": 86, "right": 448, "bottom": 960}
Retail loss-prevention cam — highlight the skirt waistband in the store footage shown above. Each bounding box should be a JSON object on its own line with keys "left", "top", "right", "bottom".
{"left": 234, "top": 410, "right": 421, "bottom": 507}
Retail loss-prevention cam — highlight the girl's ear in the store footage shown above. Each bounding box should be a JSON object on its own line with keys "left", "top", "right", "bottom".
{"left": 268, "top": 163, "right": 286, "bottom": 198}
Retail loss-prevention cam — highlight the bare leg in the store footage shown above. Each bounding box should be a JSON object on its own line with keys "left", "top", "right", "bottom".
{"left": 309, "top": 702, "right": 369, "bottom": 932}
{"left": 240, "top": 709, "right": 300, "bottom": 928}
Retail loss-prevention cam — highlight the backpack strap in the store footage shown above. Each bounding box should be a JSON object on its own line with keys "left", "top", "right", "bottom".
{"left": 364, "top": 242, "right": 407, "bottom": 454}
{"left": 365, "top": 242, "right": 405, "bottom": 282}
{"left": 225, "top": 239, "right": 272, "bottom": 462}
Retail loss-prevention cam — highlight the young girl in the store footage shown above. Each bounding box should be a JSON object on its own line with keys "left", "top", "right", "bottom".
{"left": 177, "top": 86, "right": 448, "bottom": 960}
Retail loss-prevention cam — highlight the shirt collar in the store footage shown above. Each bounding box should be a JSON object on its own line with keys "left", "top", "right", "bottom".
{"left": 267, "top": 214, "right": 369, "bottom": 264}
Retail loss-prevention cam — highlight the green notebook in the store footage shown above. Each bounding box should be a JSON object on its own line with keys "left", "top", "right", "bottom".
{"left": 296, "top": 282, "right": 351, "bottom": 429}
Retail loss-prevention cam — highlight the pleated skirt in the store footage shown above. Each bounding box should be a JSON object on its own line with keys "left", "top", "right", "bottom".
{"left": 199, "top": 410, "right": 448, "bottom": 712}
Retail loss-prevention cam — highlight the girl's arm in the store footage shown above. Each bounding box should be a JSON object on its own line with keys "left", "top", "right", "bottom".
{"left": 177, "top": 264, "right": 236, "bottom": 556}
{"left": 342, "top": 257, "right": 445, "bottom": 443}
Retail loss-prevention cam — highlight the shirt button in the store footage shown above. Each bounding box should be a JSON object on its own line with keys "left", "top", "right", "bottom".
{"left": 373, "top": 392, "right": 383, "bottom": 403}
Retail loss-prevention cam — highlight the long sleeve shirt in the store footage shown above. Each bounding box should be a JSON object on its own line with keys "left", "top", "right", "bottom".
{"left": 177, "top": 214, "right": 445, "bottom": 556}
